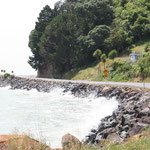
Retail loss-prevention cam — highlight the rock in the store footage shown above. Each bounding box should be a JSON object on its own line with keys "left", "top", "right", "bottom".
{"left": 101, "top": 86, "right": 114, "bottom": 97}
{"left": 120, "top": 131, "right": 128, "bottom": 139}
{"left": 0, "top": 135, "right": 50, "bottom": 150}
{"left": 90, "top": 129, "right": 97, "bottom": 133}
{"left": 86, "top": 133, "right": 96, "bottom": 144}
{"left": 0, "top": 76, "right": 150, "bottom": 147}
{"left": 128, "top": 124, "right": 143, "bottom": 136}
{"left": 141, "top": 116, "right": 150, "bottom": 124}
{"left": 141, "top": 107, "right": 150, "bottom": 115}
{"left": 106, "top": 133, "right": 122, "bottom": 143}
{"left": 95, "top": 133, "right": 103, "bottom": 143}
{"left": 61, "top": 133, "right": 82, "bottom": 150}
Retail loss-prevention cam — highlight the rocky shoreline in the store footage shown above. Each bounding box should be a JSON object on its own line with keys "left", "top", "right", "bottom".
{"left": 0, "top": 76, "right": 150, "bottom": 147}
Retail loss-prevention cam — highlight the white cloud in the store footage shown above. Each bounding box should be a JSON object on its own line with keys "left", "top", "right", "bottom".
{"left": 0, "top": 0, "right": 58, "bottom": 75}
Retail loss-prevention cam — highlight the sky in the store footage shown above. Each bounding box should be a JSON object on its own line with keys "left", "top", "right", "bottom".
{"left": 0, "top": 0, "right": 58, "bottom": 75}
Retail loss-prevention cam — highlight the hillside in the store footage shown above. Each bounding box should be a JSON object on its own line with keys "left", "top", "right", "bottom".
{"left": 28, "top": 0, "right": 150, "bottom": 79}
{"left": 64, "top": 39, "right": 150, "bottom": 82}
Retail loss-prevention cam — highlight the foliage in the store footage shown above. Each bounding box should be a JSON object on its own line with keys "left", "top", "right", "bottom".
{"left": 111, "top": 60, "right": 123, "bottom": 71}
{"left": 28, "top": 0, "right": 150, "bottom": 78}
{"left": 93, "top": 49, "right": 102, "bottom": 73}
{"left": 108, "top": 49, "right": 117, "bottom": 60}
{"left": 93, "top": 49, "right": 102, "bottom": 60}
{"left": 39, "top": 13, "right": 82, "bottom": 75}
{"left": 3, "top": 73, "right": 11, "bottom": 79}
{"left": 136, "top": 52, "right": 150, "bottom": 79}
{"left": 101, "top": 54, "right": 107, "bottom": 63}
{"left": 145, "top": 43, "right": 150, "bottom": 53}
{"left": 28, "top": 5, "right": 57, "bottom": 70}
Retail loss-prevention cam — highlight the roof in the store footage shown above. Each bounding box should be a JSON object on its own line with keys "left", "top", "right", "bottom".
{"left": 130, "top": 53, "right": 139, "bottom": 56}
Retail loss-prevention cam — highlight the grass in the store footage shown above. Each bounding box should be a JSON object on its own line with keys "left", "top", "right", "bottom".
{"left": 2, "top": 132, "right": 150, "bottom": 150}
{"left": 131, "top": 38, "right": 150, "bottom": 54}
{"left": 1, "top": 135, "right": 49, "bottom": 150}
{"left": 2, "top": 126, "right": 150, "bottom": 150}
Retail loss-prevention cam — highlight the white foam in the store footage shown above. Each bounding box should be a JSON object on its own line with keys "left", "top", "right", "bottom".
{"left": 0, "top": 87, "right": 118, "bottom": 148}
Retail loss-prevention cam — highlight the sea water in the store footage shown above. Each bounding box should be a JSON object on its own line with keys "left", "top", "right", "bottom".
{"left": 0, "top": 86, "right": 118, "bottom": 148}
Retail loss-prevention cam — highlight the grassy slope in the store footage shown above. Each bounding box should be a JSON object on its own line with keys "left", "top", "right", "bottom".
{"left": 5, "top": 127, "right": 150, "bottom": 150}
{"left": 64, "top": 39, "right": 150, "bottom": 82}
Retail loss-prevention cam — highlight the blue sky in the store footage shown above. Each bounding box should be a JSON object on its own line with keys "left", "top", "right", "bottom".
{"left": 0, "top": 0, "right": 58, "bottom": 75}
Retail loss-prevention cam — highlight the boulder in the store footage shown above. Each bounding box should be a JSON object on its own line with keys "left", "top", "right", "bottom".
{"left": 61, "top": 133, "right": 82, "bottom": 150}
{"left": 0, "top": 135, "right": 50, "bottom": 150}
{"left": 106, "top": 133, "right": 122, "bottom": 143}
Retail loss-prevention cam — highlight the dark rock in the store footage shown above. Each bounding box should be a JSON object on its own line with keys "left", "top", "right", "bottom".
{"left": 90, "top": 129, "right": 97, "bottom": 133}
{"left": 86, "top": 133, "right": 96, "bottom": 144}
{"left": 95, "top": 133, "right": 103, "bottom": 143}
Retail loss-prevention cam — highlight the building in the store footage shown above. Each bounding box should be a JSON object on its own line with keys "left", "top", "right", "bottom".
{"left": 130, "top": 53, "right": 139, "bottom": 62}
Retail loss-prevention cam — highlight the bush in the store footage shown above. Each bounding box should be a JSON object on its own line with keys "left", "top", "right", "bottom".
{"left": 136, "top": 53, "right": 150, "bottom": 79}
{"left": 111, "top": 60, "right": 123, "bottom": 71}
{"left": 108, "top": 49, "right": 117, "bottom": 60}
{"left": 144, "top": 43, "right": 150, "bottom": 53}
{"left": 3, "top": 73, "right": 11, "bottom": 79}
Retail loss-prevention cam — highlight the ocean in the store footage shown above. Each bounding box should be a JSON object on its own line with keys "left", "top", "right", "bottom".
{"left": 0, "top": 86, "right": 118, "bottom": 148}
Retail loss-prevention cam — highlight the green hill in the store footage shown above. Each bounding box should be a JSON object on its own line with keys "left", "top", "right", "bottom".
{"left": 64, "top": 39, "right": 150, "bottom": 83}
{"left": 28, "top": 0, "right": 150, "bottom": 79}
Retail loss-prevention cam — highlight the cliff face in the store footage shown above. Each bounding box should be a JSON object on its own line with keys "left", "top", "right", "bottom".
{"left": 37, "top": 64, "right": 55, "bottom": 78}
{"left": 0, "top": 76, "right": 150, "bottom": 146}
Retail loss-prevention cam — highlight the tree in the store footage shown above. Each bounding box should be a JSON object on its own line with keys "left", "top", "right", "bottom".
{"left": 75, "top": 0, "right": 114, "bottom": 34}
{"left": 76, "top": 25, "right": 110, "bottom": 67}
{"left": 108, "top": 49, "right": 117, "bottom": 61}
{"left": 93, "top": 49, "right": 102, "bottom": 73}
{"left": 35, "top": 5, "right": 55, "bottom": 33}
{"left": 28, "top": 5, "right": 57, "bottom": 72}
{"left": 101, "top": 53, "right": 107, "bottom": 69}
{"left": 39, "top": 13, "right": 82, "bottom": 76}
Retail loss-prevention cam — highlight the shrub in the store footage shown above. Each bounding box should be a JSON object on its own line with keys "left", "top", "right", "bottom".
{"left": 144, "top": 43, "right": 150, "bottom": 53}
{"left": 111, "top": 60, "right": 123, "bottom": 71}
{"left": 108, "top": 49, "right": 117, "bottom": 60}
{"left": 136, "top": 53, "right": 150, "bottom": 79}
{"left": 3, "top": 73, "right": 11, "bottom": 79}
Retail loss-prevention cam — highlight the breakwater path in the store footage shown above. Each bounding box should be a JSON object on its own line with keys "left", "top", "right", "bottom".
{"left": 19, "top": 76, "right": 150, "bottom": 89}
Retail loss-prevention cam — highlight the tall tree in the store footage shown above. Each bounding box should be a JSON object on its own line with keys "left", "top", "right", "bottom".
{"left": 28, "top": 5, "right": 56, "bottom": 72}
{"left": 39, "top": 13, "right": 82, "bottom": 77}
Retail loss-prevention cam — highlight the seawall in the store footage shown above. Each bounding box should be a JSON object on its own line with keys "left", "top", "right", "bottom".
{"left": 0, "top": 76, "right": 150, "bottom": 145}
